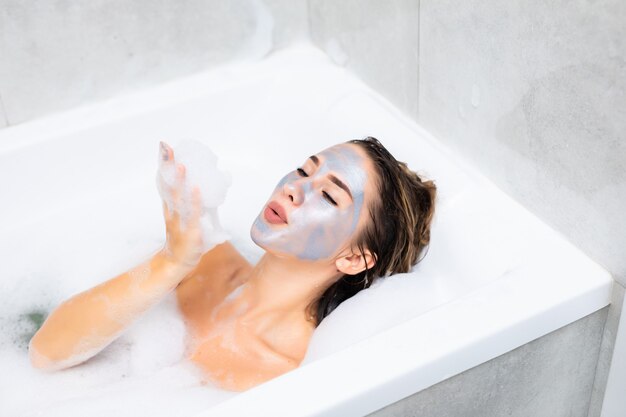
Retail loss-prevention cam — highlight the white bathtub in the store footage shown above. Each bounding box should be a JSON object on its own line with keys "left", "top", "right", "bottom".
{"left": 0, "top": 45, "right": 613, "bottom": 416}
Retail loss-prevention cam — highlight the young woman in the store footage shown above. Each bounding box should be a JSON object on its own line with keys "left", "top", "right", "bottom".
{"left": 28, "top": 136, "right": 437, "bottom": 392}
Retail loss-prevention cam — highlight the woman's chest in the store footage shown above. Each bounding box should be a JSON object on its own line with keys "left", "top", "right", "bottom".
{"left": 182, "top": 301, "right": 303, "bottom": 391}
{"left": 174, "top": 264, "right": 314, "bottom": 390}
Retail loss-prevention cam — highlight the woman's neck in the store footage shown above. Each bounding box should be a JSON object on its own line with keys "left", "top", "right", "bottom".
{"left": 237, "top": 251, "right": 340, "bottom": 325}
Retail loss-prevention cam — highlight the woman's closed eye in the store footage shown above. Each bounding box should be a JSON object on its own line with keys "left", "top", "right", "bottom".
{"left": 322, "top": 191, "right": 338, "bottom": 206}
{"left": 295, "top": 167, "right": 338, "bottom": 206}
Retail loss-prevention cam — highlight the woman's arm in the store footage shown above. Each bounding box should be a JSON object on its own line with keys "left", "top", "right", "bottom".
{"left": 28, "top": 249, "right": 194, "bottom": 371}
{"left": 30, "top": 143, "right": 206, "bottom": 371}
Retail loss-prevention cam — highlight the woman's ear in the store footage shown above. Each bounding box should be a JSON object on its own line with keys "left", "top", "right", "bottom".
{"left": 335, "top": 249, "right": 376, "bottom": 275}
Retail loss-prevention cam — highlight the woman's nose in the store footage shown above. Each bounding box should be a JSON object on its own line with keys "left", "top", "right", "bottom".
{"left": 284, "top": 181, "right": 304, "bottom": 205}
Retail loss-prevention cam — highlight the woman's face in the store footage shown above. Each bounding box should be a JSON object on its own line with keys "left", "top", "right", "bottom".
{"left": 250, "top": 143, "right": 375, "bottom": 261}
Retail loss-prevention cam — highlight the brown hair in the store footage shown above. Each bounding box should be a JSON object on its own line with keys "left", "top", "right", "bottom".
{"left": 306, "top": 136, "right": 437, "bottom": 326}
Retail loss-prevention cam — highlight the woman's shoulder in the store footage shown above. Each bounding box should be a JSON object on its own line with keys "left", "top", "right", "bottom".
{"left": 176, "top": 241, "right": 252, "bottom": 320}
{"left": 184, "top": 241, "right": 251, "bottom": 285}
{"left": 200, "top": 241, "right": 251, "bottom": 277}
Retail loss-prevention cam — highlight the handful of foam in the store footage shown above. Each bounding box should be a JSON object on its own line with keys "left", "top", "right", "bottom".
{"left": 156, "top": 139, "right": 231, "bottom": 252}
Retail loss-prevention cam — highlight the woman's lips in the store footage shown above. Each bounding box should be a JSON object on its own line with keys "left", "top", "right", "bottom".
{"left": 264, "top": 201, "right": 288, "bottom": 224}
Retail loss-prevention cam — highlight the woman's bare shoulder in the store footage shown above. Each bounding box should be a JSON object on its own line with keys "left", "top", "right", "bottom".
{"left": 184, "top": 241, "right": 251, "bottom": 284}
{"left": 202, "top": 241, "right": 251, "bottom": 272}
{"left": 176, "top": 241, "right": 252, "bottom": 317}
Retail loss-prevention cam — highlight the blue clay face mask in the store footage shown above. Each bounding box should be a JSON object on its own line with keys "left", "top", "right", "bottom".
{"left": 250, "top": 144, "right": 368, "bottom": 261}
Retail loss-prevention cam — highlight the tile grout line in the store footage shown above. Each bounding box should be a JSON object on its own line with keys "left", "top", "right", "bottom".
{"left": 586, "top": 281, "right": 625, "bottom": 417}
{"left": 306, "top": 0, "right": 313, "bottom": 44}
{"left": 585, "top": 306, "right": 611, "bottom": 417}
{"left": 0, "top": 89, "right": 9, "bottom": 126}
{"left": 416, "top": 0, "right": 421, "bottom": 119}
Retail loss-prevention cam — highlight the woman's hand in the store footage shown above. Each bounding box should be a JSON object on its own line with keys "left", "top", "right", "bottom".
{"left": 157, "top": 142, "right": 205, "bottom": 268}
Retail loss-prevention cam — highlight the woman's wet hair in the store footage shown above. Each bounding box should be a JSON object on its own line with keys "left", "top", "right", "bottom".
{"left": 306, "top": 136, "right": 437, "bottom": 326}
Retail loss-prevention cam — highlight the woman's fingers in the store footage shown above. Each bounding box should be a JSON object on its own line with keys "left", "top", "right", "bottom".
{"left": 177, "top": 163, "right": 186, "bottom": 179}
{"left": 158, "top": 142, "right": 175, "bottom": 180}
{"left": 157, "top": 142, "right": 201, "bottom": 236}
{"left": 159, "top": 141, "right": 174, "bottom": 164}
{"left": 171, "top": 163, "right": 186, "bottom": 204}
{"left": 157, "top": 141, "right": 177, "bottom": 199}
{"left": 157, "top": 145, "right": 205, "bottom": 265}
{"left": 188, "top": 186, "right": 203, "bottom": 230}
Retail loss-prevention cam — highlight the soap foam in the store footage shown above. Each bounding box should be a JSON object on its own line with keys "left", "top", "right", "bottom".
{"left": 2, "top": 293, "right": 238, "bottom": 417}
{"left": 156, "top": 139, "right": 232, "bottom": 252}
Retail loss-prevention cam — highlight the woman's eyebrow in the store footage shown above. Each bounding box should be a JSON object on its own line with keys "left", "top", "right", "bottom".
{"left": 329, "top": 174, "right": 353, "bottom": 201}
{"left": 308, "top": 154, "right": 352, "bottom": 200}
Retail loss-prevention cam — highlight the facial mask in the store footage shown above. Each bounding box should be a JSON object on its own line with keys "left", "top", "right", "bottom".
{"left": 250, "top": 144, "right": 367, "bottom": 260}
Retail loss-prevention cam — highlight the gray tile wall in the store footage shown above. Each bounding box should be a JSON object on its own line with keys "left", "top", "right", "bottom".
{"left": 417, "top": 0, "right": 626, "bottom": 286}
{"left": 0, "top": 0, "right": 308, "bottom": 127}
{"left": 368, "top": 306, "right": 609, "bottom": 417}
{"left": 309, "top": 0, "right": 420, "bottom": 119}
{"left": 0, "top": 94, "right": 7, "bottom": 128}
{"left": 265, "top": 0, "right": 309, "bottom": 49}
{"left": 588, "top": 282, "right": 625, "bottom": 417}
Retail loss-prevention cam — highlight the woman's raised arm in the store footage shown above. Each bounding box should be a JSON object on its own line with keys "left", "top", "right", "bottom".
{"left": 30, "top": 145, "right": 207, "bottom": 371}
